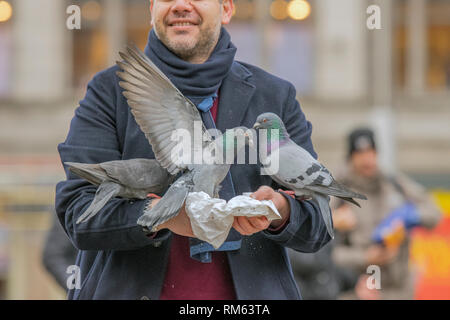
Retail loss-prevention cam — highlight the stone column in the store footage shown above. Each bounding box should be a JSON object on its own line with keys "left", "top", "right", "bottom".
{"left": 406, "top": 0, "right": 427, "bottom": 95}
{"left": 105, "top": 0, "right": 126, "bottom": 66}
{"left": 255, "top": 0, "right": 272, "bottom": 70}
{"left": 314, "top": 0, "right": 368, "bottom": 100}
{"left": 369, "top": 0, "right": 396, "bottom": 173}
{"left": 11, "top": 0, "right": 71, "bottom": 102}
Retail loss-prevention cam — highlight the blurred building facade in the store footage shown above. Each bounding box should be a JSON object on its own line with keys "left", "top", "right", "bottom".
{"left": 0, "top": 0, "right": 449, "bottom": 299}
{"left": 0, "top": 0, "right": 449, "bottom": 181}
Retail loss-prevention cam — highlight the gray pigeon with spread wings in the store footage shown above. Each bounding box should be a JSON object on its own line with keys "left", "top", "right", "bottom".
{"left": 116, "top": 45, "right": 252, "bottom": 232}
{"left": 253, "top": 112, "right": 367, "bottom": 239}
{"left": 65, "top": 159, "right": 171, "bottom": 224}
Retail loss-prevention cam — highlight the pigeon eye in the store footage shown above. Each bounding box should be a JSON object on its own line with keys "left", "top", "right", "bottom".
{"left": 263, "top": 119, "right": 267, "bottom": 123}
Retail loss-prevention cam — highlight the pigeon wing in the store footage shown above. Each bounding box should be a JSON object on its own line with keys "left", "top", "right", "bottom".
{"left": 279, "top": 144, "right": 367, "bottom": 201}
{"left": 266, "top": 142, "right": 333, "bottom": 191}
{"left": 99, "top": 159, "right": 170, "bottom": 192}
{"left": 305, "top": 179, "right": 368, "bottom": 200}
{"left": 116, "top": 45, "right": 212, "bottom": 175}
{"left": 137, "top": 172, "right": 193, "bottom": 232}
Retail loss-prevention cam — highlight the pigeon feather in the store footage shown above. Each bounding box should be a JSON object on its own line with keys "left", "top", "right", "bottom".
{"left": 116, "top": 45, "right": 213, "bottom": 175}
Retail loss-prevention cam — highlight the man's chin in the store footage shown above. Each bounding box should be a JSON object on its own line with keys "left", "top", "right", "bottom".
{"left": 163, "top": 37, "right": 199, "bottom": 57}
{"left": 155, "top": 24, "right": 219, "bottom": 61}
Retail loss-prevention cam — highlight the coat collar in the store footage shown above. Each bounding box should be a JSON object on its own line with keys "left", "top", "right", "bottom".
{"left": 215, "top": 61, "right": 256, "bottom": 132}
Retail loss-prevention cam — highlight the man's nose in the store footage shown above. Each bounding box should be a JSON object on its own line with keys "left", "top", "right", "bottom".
{"left": 171, "top": 0, "right": 194, "bottom": 13}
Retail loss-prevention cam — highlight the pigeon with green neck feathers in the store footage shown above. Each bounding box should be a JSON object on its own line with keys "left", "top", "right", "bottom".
{"left": 137, "top": 126, "right": 253, "bottom": 232}
{"left": 253, "top": 112, "right": 367, "bottom": 238}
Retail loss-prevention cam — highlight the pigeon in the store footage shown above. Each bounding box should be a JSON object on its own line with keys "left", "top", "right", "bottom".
{"left": 116, "top": 45, "right": 253, "bottom": 232}
{"left": 65, "top": 159, "right": 171, "bottom": 224}
{"left": 253, "top": 112, "right": 367, "bottom": 238}
{"left": 137, "top": 126, "right": 252, "bottom": 232}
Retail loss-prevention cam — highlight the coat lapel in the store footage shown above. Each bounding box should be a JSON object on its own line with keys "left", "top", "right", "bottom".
{"left": 216, "top": 62, "right": 256, "bottom": 132}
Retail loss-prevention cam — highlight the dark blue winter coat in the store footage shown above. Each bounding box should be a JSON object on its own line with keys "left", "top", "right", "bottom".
{"left": 55, "top": 58, "right": 332, "bottom": 300}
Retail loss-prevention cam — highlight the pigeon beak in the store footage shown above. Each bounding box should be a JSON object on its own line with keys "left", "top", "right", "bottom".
{"left": 253, "top": 122, "right": 261, "bottom": 129}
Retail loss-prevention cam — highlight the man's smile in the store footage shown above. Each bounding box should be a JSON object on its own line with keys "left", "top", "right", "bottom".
{"left": 167, "top": 18, "right": 200, "bottom": 31}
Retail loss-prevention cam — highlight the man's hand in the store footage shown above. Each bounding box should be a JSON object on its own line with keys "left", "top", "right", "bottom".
{"left": 233, "top": 186, "right": 291, "bottom": 235}
{"left": 332, "top": 204, "right": 357, "bottom": 232}
{"left": 365, "top": 244, "right": 399, "bottom": 266}
{"left": 151, "top": 199, "right": 195, "bottom": 238}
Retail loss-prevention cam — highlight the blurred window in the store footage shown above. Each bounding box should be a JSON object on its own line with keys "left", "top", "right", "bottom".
{"left": 233, "top": 0, "right": 257, "bottom": 22}
{"left": 394, "top": 0, "right": 407, "bottom": 91}
{"left": 426, "top": 0, "right": 450, "bottom": 91}
{"left": 269, "top": 21, "right": 314, "bottom": 95}
{"left": 67, "top": 0, "right": 314, "bottom": 96}
{"left": 394, "top": 0, "right": 450, "bottom": 93}
{"left": 229, "top": 0, "right": 314, "bottom": 95}
{"left": 125, "top": 0, "right": 151, "bottom": 49}
{"left": 0, "top": 0, "right": 13, "bottom": 99}
{"left": 71, "top": 0, "right": 108, "bottom": 92}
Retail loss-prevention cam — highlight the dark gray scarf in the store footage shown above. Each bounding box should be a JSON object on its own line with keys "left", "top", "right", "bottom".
{"left": 144, "top": 27, "right": 242, "bottom": 263}
{"left": 144, "top": 27, "right": 237, "bottom": 108}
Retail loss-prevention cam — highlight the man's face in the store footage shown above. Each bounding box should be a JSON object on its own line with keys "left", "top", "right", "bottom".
{"left": 150, "top": 0, "right": 234, "bottom": 63}
{"left": 350, "top": 149, "right": 378, "bottom": 178}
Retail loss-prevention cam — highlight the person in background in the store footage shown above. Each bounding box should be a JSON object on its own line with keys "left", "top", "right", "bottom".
{"left": 331, "top": 128, "right": 441, "bottom": 300}
{"left": 42, "top": 212, "right": 78, "bottom": 290}
{"left": 287, "top": 243, "right": 358, "bottom": 300}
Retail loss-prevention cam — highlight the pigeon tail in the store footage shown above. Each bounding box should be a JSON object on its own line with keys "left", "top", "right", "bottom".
{"left": 306, "top": 180, "right": 367, "bottom": 202}
{"left": 336, "top": 196, "right": 361, "bottom": 208}
{"left": 311, "top": 193, "right": 335, "bottom": 239}
{"left": 65, "top": 162, "right": 106, "bottom": 186}
{"left": 76, "top": 182, "right": 121, "bottom": 224}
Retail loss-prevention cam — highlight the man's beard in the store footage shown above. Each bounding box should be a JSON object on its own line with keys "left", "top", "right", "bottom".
{"left": 154, "top": 23, "right": 221, "bottom": 62}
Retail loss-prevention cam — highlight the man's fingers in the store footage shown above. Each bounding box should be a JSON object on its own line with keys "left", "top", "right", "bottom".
{"left": 248, "top": 216, "right": 270, "bottom": 230}
{"left": 233, "top": 216, "right": 270, "bottom": 235}
{"left": 251, "top": 185, "right": 274, "bottom": 201}
{"left": 235, "top": 216, "right": 254, "bottom": 235}
{"left": 234, "top": 216, "right": 257, "bottom": 235}
{"left": 232, "top": 222, "right": 248, "bottom": 236}
{"left": 232, "top": 219, "right": 250, "bottom": 235}
{"left": 247, "top": 217, "right": 262, "bottom": 230}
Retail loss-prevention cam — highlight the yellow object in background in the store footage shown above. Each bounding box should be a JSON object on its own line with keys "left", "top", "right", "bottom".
{"left": 383, "top": 220, "right": 406, "bottom": 249}
{"left": 432, "top": 190, "right": 450, "bottom": 218}
{"left": 409, "top": 190, "right": 450, "bottom": 299}
{"left": 0, "top": 1, "right": 13, "bottom": 23}
{"left": 287, "top": 0, "right": 311, "bottom": 21}
{"left": 270, "top": 0, "right": 289, "bottom": 20}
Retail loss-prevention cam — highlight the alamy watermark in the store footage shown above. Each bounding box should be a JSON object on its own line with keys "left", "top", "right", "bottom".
{"left": 66, "top": 5, "right": 81, "bottom": 30}
{"left": 366, "top": 265, "right": 381, "bottom": 290}
{"left": 66, "top": 265, "right": 81, "bottom": 290}
{"left": 66, "top": 4, "right": 382, "bottom": 31}
{"left": 367, "top": 5, "right": 382, "bottom": 30}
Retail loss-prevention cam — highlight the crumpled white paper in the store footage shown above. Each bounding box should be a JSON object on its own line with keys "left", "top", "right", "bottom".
{"left": 185, "top": 192, "right": 282, "bottom": 249}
